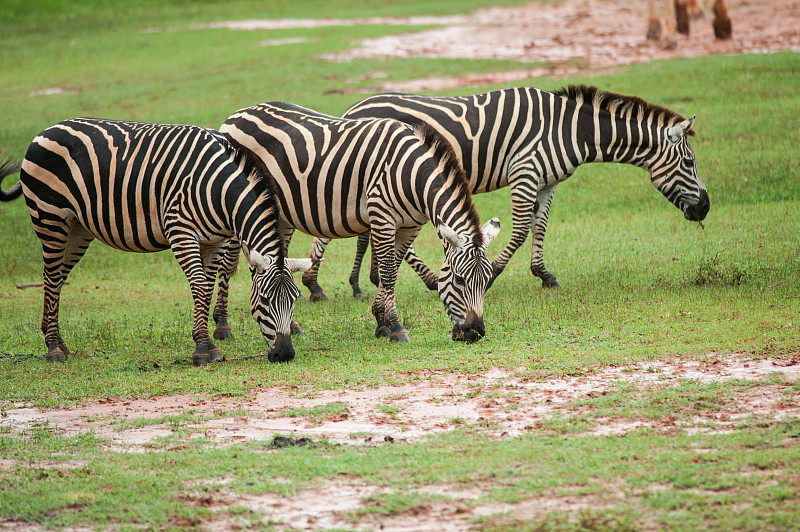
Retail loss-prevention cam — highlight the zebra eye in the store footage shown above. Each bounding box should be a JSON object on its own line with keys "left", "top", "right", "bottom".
{"left": 683, "top": 157, "right": 694, "bottom": 167}
{"left": 453, "top": 274, "right": 465, "bottom": 286}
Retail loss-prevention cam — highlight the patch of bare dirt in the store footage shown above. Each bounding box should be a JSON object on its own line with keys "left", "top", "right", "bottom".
{"left": 4, "top": 354, "right": 799, "bottom": 451}
{"left": 200, "top": 0, "right": 800, "bottom": 92}
{"left": 4, "top": 354, "right": 799, "bottom": 530}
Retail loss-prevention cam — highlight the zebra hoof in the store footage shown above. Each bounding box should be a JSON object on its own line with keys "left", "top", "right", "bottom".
{"left": 45, "top": 348, "right": 66, "bottom": 363}
{"left": 192, "top": 353, "right": 211, "bottom": 366}
{"left": 290, "top": 321, "right": 304, "bottom": 336}
{"left": 309, "top": 290, "right": 329, "bottom": 302}
{"left": 213, "top": 325, "right": 232, "bottom": 340}
{"left": 209, "top": 348, "right": 224, "bottom": 362}
{"left": 214, "top": 325, "right": 233, "bottom": 340}
{"left": 541, "top": 276, "right": 561, "bottom": 289}
{"left": 57, "top": 341, "right": 71, "bottom": 358}
{"left": 375, "top": 326, "right": 391, "bottom": 338}
{"left": 352, "top": 288, "right": 363, "bottom": 299}
{"left": 389, "top": 330, "right": 409, "bottom": 343}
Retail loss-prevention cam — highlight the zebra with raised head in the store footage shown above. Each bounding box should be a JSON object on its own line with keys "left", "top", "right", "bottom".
{"left": 0, "top": 118, "right": 313, "bottom": 365}
{"left": 220, "top": 102, "right": 500, "bottom": 343}
{"left": 300, "top": 84, "right": 710, "bottom": 298}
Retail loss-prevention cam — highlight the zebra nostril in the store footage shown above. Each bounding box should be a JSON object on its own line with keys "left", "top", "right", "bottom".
{"left": 464, "top": 329, "right": 482, "bottom": 343}
{"left": 268, "top": 332, "right": 295, "bottom": 363}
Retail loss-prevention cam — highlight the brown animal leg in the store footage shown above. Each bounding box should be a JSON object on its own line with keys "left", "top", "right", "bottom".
{"left": 647, "top": 0, "right": 663, "bottom": 40}
{"left": 713, "top": 0, "right": 732, "bottom": 39}
{"left": 675, "top": 0, "right": 690, "bottom": 35}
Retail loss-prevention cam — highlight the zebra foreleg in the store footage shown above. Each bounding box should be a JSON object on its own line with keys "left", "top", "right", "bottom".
{"left": 170, "top": 234, "right": 221, "bottom": 366}
{"left": 370, "top": 227, "right": 412, "bottom": 342}
{"left": 38, "top": 221, "right": 94, "bottom": 362}
{"left": 529, "top": 186, "right": 561, "bottom": 288}
{"left": 301, "top": 236, "right": 330, "bottom": 301}
{"left": 212, "top": 238, "right": 241, "bottom": 340}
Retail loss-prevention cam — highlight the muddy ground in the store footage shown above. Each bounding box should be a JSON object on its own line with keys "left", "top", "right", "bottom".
{"left": 3, "top": 354, "right": 800, "bottom": 530}
{"left": 5, "top": 1, "right": 800, "bottom": 529}
{"left": 204, "top": 0, "right": 800, "bottom": 92}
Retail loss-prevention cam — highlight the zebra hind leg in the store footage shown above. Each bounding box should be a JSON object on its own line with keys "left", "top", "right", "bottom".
{"left": 38, "top": 221, "right": 95, "bottom": 362}
{"left": 369, "top": 245, "right": 381, "bottom": 289}
{"left": 404, "top": 245, "right": 438, "bottom": 290}
{"left": 529, "top": 187, "right": 561, "bottom": 288}
{"left": 301, "top": 236, "right": 330, "bottom": 302}
{"left": 349, "top": 233, "right": 371, "bottom": 298}
{"left": 212, "top": 239, "right": 241, "bottom": 340}
{"left": 170, "top": 234, "right": 222, "bottom": 366}
{"left": 370, "top": 227, "right": 419, "bottom": 343}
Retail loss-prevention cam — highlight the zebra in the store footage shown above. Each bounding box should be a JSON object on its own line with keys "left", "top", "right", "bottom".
{"left": 219, "top": 102, "right": 501, "bottom": 343}
{"left": 299, "top": 84, "right": 710, "bottom": 298}
{"left": 0, "top": 118, "right": 313, "bottom": 366}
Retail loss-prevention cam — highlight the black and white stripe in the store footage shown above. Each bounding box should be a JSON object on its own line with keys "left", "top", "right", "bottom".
{"left": 220, "top": 102, "right": 500, "bottom": 343}
{"left": 0, "top": 118, "right": 312, "bottom": 365}
{"left": 305, "top": 84, "right": 710, "bottom": 295}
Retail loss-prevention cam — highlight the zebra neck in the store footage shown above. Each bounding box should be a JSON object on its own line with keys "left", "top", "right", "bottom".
{"left": 426, "top": 188, "right": 480, "bottom": 240}
{"left": 579, "top": 103, "right": 658, "bottom": 170}
{"left": 227, "top": 187, "right": 281, "bottom": 258}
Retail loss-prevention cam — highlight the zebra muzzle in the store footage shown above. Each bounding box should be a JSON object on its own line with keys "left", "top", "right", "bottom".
{"left": 268, "top": 332, "right": 296, "bottom": 363}
{"left": 683, "top": 189, "right": 710, "bottom": 221}
{"left": 452, "top": 312, "right": 486, "bottom": 343}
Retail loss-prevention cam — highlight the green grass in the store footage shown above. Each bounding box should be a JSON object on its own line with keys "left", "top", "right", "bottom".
{"left": 0, "top": 0, "right": 799, "bottom": 529}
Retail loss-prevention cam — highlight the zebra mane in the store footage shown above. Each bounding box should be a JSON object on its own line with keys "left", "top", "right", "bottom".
{"left": 413, "top": 123, "right": 483, "bottom": 247}
{"left": 553, "top": 84, "right": 693, "bottom": 133}
{"left": 231, "top": 145, "right": 287, "bottom": 267}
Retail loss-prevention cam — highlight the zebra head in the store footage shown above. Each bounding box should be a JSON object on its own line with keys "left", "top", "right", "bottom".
{"left": 437, "top": 218, "right": 501, "bottom": 343}
{"left": 649, "top": 116, "right": 710, "bottom": 222}
{"left": 243, "top": 245, "right": 312, "bottom": 362}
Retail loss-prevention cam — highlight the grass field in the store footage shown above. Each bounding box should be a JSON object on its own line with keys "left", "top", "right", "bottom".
{"left": 0, "top": 1, "right": 798, "bottom": 530}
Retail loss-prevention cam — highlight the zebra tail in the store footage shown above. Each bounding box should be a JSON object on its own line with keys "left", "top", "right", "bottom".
{"left": 0, "top": 157, "right": 23, "bottom": 202}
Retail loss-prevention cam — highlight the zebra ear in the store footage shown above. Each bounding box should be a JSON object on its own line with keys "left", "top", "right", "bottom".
{"left": 244, "top": 247, "right": 273, "bottom": 273}
{"left": 286, "top": 258, "right": 316, "bottom": 273}
{"left": 481, "top": 218, "right": 501, "bottom": 249}
{"left": 438, "top": 222, "right": 468, "bottom": 249}
{"left": 667, "top": 116, "right": 695, "bottom": 143}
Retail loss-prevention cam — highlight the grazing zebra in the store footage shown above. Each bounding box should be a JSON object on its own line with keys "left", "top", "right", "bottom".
{"left": 300, "top": 84, "right": 710, "bottom": 298}
{"left": 220, "top": 102, "right": 500, "bottom": 343}
{"left": 0, "top": 118, "right": 313, "bottom": 365}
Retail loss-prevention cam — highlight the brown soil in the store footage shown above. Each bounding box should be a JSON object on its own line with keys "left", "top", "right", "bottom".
{"left": 5, "top": 354, "right": 799, "bottom": 450}
{"left": 201, "top": 0, "right": 800, "bottom": 92}
{"left": 4, "top": 354, "right": 800, "bottom": 530}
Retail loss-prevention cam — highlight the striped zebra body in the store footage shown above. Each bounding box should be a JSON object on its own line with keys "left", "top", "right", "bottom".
{"left": 0, "top": 118, "right": 312, "bottom": 365}
{"left": 220, "top": 102, "right": 500, "bottom": 343}
{"left": 303, "top": 84, "right": 710, "bottom": 297}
